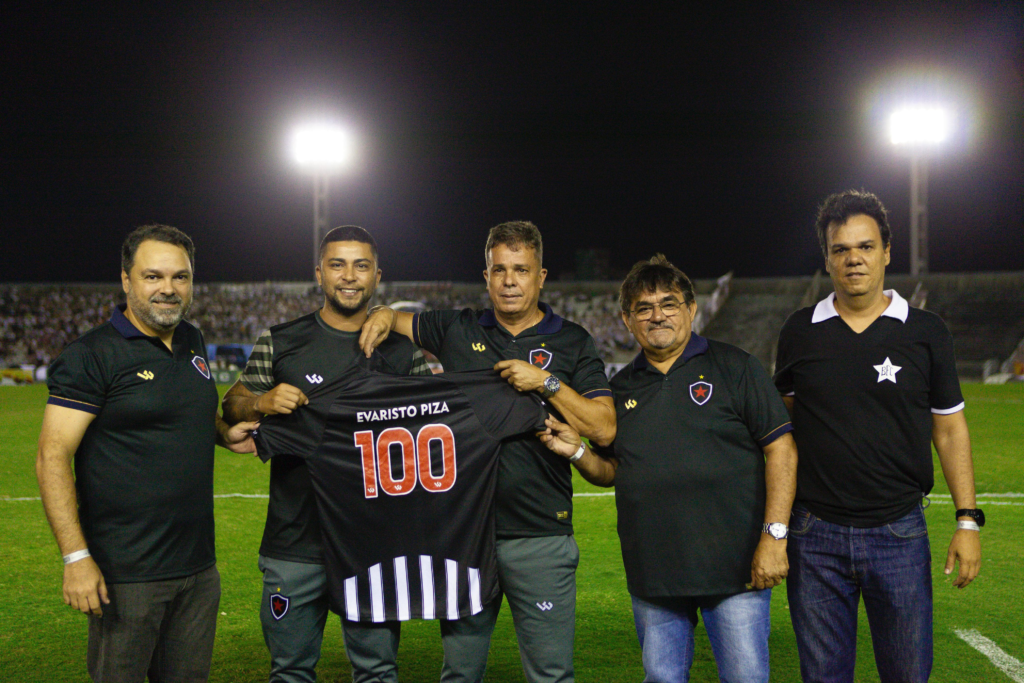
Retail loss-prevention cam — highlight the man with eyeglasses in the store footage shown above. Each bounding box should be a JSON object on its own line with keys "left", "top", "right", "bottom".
{"left": 539, "top": 254, "right": 797, "bottom": 683}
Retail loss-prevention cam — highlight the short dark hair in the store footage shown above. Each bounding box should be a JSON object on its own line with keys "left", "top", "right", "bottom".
{"left": 319, "top": 225, "right": 379, "bottom": 264}
{"left": 619, "top": 254, "right": 696, "bottom": 312}
{"left": 121, "top": 224, "right": 195, "bottom": 274}
{"left": 815, "top": 190, "right": 892, "bottom": 258}
{"left": 484, "top": 221, "right": 543, "bottom": 266}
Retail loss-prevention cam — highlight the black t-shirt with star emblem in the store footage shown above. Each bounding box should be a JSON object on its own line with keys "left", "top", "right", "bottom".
{"left": 239, "top": 311, "right": 430, "bottom": 564}
{"left": 774, "top": 303, "right": 964, "bottom": 527}
{"left": 414, "top": 304, "right": 612, "bottom": 538}
{"left": 596, "top": 334, "right": 792, "bottom": 597}
{"left": 46, "top": 304, "right": 219, "bottom": 583}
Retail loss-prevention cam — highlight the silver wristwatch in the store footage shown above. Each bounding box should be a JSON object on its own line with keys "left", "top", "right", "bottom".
{"left": 539, "top": 374, "right": 561, "bottom": 399}
{"left": 762, "top": 522, "right": 789, "bottom": 540}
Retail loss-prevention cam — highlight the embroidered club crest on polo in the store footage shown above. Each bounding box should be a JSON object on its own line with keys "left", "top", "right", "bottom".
{"left": 529, "top": 349, "right": 553, "bottom": 369}
{"left": 689, "top": 381, "right": 712, "bottom": 405}
{"left": 873, "top": 357, "right": 901, "bottom": 384}
{"left": 270, "top": 594, "right": 290, "bottom": 620}
{"left": 192, "top": 356, "right": 211, "bottom": 379}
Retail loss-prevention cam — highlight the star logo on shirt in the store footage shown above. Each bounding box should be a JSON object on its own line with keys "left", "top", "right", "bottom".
{"left": 873, "top": 357, "right": 902, "bottom": 383}
{"left": 529, "top": 348, "right": 553, "bottom": 369}
{"left": 689, "top": 381, "right": 713, "bottom": 405}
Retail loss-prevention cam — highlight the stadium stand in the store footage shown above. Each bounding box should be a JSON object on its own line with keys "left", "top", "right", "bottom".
{"left": 701, "top": 277, "right": 811, "bottom": 373}
{"left": 3, "top": 272, "right": 1022, "bottom": 380}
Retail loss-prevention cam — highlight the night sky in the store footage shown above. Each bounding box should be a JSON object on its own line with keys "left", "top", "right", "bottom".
{"left": 3, "top": 3, "right": 1022, "bottom": 284}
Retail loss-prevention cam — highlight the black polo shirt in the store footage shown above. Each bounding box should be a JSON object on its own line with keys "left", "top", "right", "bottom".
{"left": 600, "top": 333, "right": 792, "bottom": 598}
{"left": 46, "top": 304, "right": 219, "bottom": 583}
{"left": 413, "top": 303, "right": 612, "bottom": 538}
{"left": 238, "top": 311, "right": 429, "bottom": 564}
{"left": 774, "top": 290, "right": 965, "bottom": 527}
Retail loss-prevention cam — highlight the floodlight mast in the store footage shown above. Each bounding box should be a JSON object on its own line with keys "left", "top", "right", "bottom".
{"left": 889, "top": 106, "right": 949, "bottom": 276}
{"left": 291, "top": 124, "right": 354, "bottom": 271}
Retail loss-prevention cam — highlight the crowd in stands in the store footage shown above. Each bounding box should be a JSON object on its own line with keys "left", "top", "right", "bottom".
{"left": 1, "top": 283, "right": 640, "bottom": 369}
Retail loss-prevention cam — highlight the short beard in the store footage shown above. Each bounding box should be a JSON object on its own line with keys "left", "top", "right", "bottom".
{"left": 127, "top": 284, "right": 191, "bottom": 332}
{"left": 323, "top": 286, "right": 373, "bottom": 318}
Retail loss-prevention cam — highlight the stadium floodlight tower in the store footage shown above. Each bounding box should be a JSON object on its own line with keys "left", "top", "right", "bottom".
{"left": 290, "top": 123, "right": 355, "bottom": 271}
{"left": 889, "top": 105, "right": 951, "bottom": 276}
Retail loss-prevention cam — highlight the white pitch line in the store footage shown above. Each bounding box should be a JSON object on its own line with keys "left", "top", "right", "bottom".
{"left": 932, "top": 493, "right": 1024, "bottom": 499}
{"left": 955, "top": 629, "right": 1024, "bottom": 682}
{"left": 3, "top": 492, "right": 1024, "bottom": 504}
{"left": 0, "top": 493, "right": 270, "bottom": 502}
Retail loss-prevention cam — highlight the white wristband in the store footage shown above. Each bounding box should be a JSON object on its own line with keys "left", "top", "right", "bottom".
{"left": 568, "top": 442, "right": 586, "bottom": 463}
{"left": 957, "top": 520, "right": 980, "bottom": 532}
{"left": 63, "top": 549, "right": 91, "bottom": 565}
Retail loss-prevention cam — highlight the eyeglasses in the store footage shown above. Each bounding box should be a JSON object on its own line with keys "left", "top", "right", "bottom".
{"left": 629, "top": 301, "right": 682, "bottom": 321}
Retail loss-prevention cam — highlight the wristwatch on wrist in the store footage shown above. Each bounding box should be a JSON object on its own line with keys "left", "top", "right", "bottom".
{"left": 762, "top": 522, "right": 789, "bottom": 540}
{"left": 539, "top": 374, "right": 561, "bottom": 399}
{"left": 955, "top": 508, "right": 985, "bottom": 527}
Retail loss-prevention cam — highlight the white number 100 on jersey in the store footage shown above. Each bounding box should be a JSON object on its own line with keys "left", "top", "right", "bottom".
{"left": 354, "top": 424, "right": 457, "bottom": 498}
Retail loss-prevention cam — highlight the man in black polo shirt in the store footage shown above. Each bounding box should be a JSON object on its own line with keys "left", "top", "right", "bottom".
{"left": 774, "top": 190, "right": 982, "bottom": 683}
{"left": 222, "top": 226, "right": 430, "bottom": 683}
{"left": 359, "top": 221, "right": 615, "bottom": 683}
{"left": 37, "top": 224, "right": 257, "bottom": 682}
{"left": 540, "top": 254, "right": 796, "bottom": 683}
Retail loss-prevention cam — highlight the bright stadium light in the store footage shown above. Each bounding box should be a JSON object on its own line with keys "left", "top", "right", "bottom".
{"left": 889, "top": 104, "right": 952, "bottom": 276}
{"left": 291, "top": 124, "right": 354, "bottom": 169}
{"left": 290, "top": 122, "right": 355, "bottom": 271}
{"left": 889, "top": 106, "right": 951, "bottom": 146}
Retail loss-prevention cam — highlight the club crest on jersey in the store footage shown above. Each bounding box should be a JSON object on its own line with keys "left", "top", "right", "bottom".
{"left": 689, "top": 381, "right": 712, "bottom": 405}
{"left": 529, "top": 349, "right": 553, "bottom": 369}
{"left": 192, "top": 356, "right": 211, "bottom": 379}
{"left": 270, "top": 594, "right": 290, "bottom": 620}
{"left": 873, "top": 357, "right": 902, "bottom": 384}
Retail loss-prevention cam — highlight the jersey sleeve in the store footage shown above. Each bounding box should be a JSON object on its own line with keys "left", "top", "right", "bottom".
{"left": 773, "top": 315, "right": 796, "bottom": 397}
{"left": 408, "top": 348, "right": 432, "bottom": 376}
{"left": 928, "top": 318, "right": 965, "bottom": 414}
{"left": 46, "top": 342, "right": 107, "bottom": 415}
{"left": 458, "top": 374, "right": 549, "bottom": 441}
{"left": 252, "top": 411, "right": 321, "bottom": 464}
{"left": 412, "top": 309, "right": 466, "bottom": 357}
{"left": 239, "top": 329, "right": 275, "bottom": 394}
{"left": 740, "top": 354, "right": 793, "bottom": 449}
{"left": 570, "top": 334, "right": 613, "bottom": 399}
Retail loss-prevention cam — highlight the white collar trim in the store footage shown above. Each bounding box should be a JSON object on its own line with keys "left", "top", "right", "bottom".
{"left": 811, "top": 289, "right": 909, "bottom": 324}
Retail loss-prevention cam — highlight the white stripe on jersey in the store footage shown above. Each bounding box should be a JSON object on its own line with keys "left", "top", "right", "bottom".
{"left": 394, "top": 556, "right": 410, "bottom": 621}
{"left": 369, "top": 563, "right": 385, "bottom": 622}
{"left": 345, "top": 576, "right": 360, "bottom": 622}
{"left": 420, "top": 555, "right": 435, "bottom": 620}
{"left": 468, "top": 567, "right": 482, "bottom": 615}
{"left": 446, "top": 559, "right": 460, "bottom": 620}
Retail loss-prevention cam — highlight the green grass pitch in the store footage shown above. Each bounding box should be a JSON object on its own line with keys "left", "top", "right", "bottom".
{"left": 1, "top": 382, "right": 1021, "bottom": 681}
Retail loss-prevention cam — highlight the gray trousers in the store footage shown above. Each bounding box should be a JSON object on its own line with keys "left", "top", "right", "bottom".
{"left": 87, "top": 565, "right": 220, "bottom": 683}
{"left": 260, "top": 555, "right": 403, "bottom": 683}
{"left": 440, "top": 535, "right": 580, "bottom": 683}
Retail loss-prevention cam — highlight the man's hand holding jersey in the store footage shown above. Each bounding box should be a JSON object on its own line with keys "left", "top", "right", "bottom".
{"left": 223, "top": 382, "right": 309, "bottom": 422}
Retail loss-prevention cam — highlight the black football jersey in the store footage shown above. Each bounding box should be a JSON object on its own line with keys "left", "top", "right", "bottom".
{"left": 253, "top": 361, "right": 548, "bottom": 622}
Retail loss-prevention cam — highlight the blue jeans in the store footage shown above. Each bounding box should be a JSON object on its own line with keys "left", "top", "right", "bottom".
{"left": 630, "top": 589, "right": 771, "bottom": 683}
{"left": 787, "top": 504, "right": 932, "bottom": 683}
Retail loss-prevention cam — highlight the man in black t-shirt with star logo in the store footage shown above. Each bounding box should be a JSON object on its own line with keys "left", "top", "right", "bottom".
{"left": 540, "top": 254, "right": 797, "bottom": 683}
{"left": 775, "top": 190, "right": 982, "bottom": 683}
{"left": 223, "top": 226, "right": 430, "bottom": 683}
